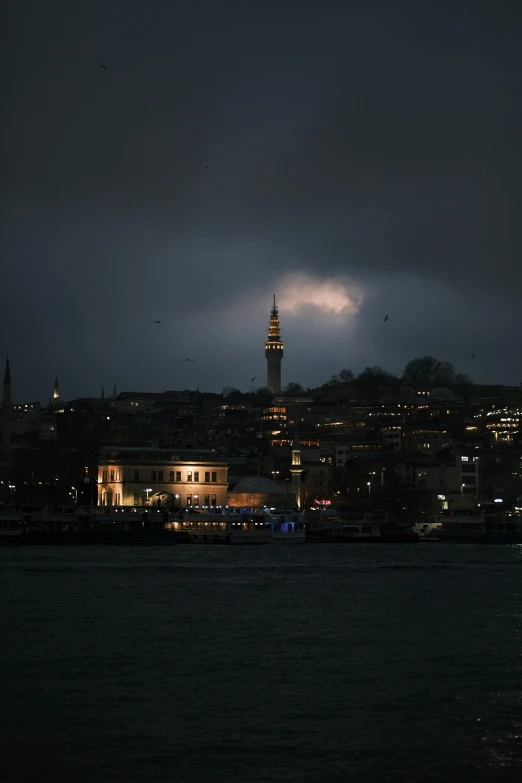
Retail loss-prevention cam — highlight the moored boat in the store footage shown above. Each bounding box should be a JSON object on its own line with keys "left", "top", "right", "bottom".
{"left": 436, "top": 512, "right": 522, "bottom": 544}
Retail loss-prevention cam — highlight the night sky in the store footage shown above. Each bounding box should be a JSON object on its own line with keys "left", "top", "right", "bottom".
{"left": 2, "top": 0, "right": 521, "bottom": 402}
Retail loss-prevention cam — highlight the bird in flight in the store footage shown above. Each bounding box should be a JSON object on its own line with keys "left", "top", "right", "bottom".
{"left": 184, "top": 358, "right": 194, "bottom": 363}
{"left": 153, "top": 320, "right": 161, "bottom": 324}
{"left": 251, "top": 376, "right": 256, "bottom": 384}
{"left": 472, "top": 353, "right": 476, "bottom": 358}
{"left": 384, "top": 314, "right": 389, "bottom": 322}
{"left": 100, "top": 64, "right": 107, "bottom": 69}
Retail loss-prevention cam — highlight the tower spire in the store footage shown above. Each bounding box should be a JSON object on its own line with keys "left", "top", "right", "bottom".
{"left": 4, "top": 355, "right": 11, "bottom": 385}
{"left": 53, "top": 375, "right": 59, "bottom": 400}
{"left": 264, "top": 294, "right": 284, "bottom": 394}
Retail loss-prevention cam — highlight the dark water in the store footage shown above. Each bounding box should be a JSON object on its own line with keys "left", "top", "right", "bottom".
{"left": 1, "top": 545, "right": 522, "bottom": 783}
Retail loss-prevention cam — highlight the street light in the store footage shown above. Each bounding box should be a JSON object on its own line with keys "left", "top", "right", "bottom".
{"left": 145, "top": 487, "right": 152, "bottom": 505}
{"left": 271, "top": 470, "right": 280, "bottom": 481}
{"left": 71, "top": 486, "right": 77, "bottom": 503}
{"left": 367, "top": 481, "right": 371, "bottom": 511}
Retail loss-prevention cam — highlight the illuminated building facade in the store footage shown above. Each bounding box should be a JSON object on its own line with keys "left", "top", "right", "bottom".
{"left": 97, "top": 446, "right": 229, "bottom": 507}
{"left": 265, "top": 295, "right": 284, "bottom": 394}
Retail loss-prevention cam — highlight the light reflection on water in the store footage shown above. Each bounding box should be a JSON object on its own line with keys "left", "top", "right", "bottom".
{"left": 1, "top": 544, "right": 522, "bottom": 782}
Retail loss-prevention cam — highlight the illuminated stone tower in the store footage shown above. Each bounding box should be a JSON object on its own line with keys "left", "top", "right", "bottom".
{"left": 53, "top": 375, "right": 60, "bottom": 401}
{"left": 2, "top": 356, "right": 12, "bottom": 456}
{"left": 264, "top": 294, "right": 284, "bottom": 394}
{"left": 289, "top": 431, "right": 303, "bottom": 509}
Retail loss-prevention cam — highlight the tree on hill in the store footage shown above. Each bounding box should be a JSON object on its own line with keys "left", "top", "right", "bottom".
{"left": 328, "top": 368, "right": 354, "bottom": 385}
{"left": 221, "top": 386, "right": 243, "bottom": 402}
{"left": 402, "top": 356, "right": 473, "bottom": 387}
{"left": 356, "top": 366, "right": 396, "bottom": 381}
{"left": 252, "top": 386, "right": 273, "bottom": 405}
{"left": 282, "top": 382, "right": 305, "bottom": 396}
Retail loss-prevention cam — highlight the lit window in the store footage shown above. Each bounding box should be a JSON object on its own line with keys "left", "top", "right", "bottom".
{"left": 187, "top": 471, "right": 193, "bottom": 482}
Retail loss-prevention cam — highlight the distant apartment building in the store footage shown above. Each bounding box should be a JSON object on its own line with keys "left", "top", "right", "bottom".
{"left": 261, "top": 398, "right": 314, "bottom": 430}
{"left": 414, "top": 456, "right": 480, "bottom": 511}
{"left": 11, "top": 401, "right": 41, "bottom": 436}
{"left": 97, "top": 446, "right": 228, "bottom": 507}
{"left": 381, "top": 427, "right": 402, "bottom": 451}
{"left": 459, "top": 455, "right": 479, "bottom": 496}
{"left": 484, "top": 406, "right": 521, "bottom": 445}
{"left": 402, "top": 427, "right": 448, "bottom": 454}
{"left": 416, "top": 465, "right": 462, "bottom": 494}
{"left": 334, "top": 440, "right": 390, "bottom": 467}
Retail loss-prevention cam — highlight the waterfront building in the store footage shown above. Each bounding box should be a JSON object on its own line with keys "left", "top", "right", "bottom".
{"left": 97, "top": 446, "right": 228, "bottom": 507}
{"left": 265, "top": 295, "right": 284, "bottom": 394}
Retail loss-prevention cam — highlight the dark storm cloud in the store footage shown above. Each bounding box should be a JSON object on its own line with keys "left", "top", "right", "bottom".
{"left": 2, "top": 0, "right": 521, "bottom": 399}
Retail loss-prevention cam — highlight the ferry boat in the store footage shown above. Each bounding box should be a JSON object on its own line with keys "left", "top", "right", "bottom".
{"left": 436, "top": 512, "right": 522, "bottom": 544}
{"left": 0, "top": 505, "right": 188, "bottom": 545}
{"left": 169, "top": 510, "right": 306, "bottom": 544}
{"left": 414, "top": 514, "right": 443, "bottom": 541}
{"left": 0, "top": 505, "right": 306, "bottom": 545}
{"left": 305, "top": 511, "right": 383, "bottom": 543}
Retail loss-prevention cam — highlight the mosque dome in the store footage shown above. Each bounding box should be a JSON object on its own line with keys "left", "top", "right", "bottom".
{"left": 232, "top": 476, "right": 282, "bottom": 494}
{"left": 429, "top": 387, "right": 457, "bottom": 401}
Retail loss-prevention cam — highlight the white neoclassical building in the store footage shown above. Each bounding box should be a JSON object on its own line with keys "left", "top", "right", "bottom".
{"left": 97, "top": 446, "right": 228, "bottom": 508}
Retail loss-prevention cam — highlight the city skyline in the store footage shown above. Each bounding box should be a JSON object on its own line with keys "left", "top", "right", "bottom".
{"left": 2, "top": 1, "right": 521, "bottom": 401}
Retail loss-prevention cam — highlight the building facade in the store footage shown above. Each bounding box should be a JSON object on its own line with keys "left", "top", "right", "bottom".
{"left": 97, "top": 446, "right": 229, "bottom": 507}
{"left": 264, "top": 295, "right": 284, "bottom": 394}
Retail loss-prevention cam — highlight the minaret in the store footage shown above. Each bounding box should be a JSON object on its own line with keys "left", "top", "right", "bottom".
{"left": 2, "top": 356, "right": 13, "bottom": 456}
{"left": 289, "top": 431, "right": 303, "bottom": 509}
{"left": 53, "top": 375, "right": 60, "bottom": 401}
{"left": 264, "top": 294, "right": 284, "bottom": 394}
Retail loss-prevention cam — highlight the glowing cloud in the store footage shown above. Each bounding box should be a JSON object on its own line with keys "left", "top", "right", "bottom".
{"left": 278, "top": 273, "right": 363, "bottom": 318}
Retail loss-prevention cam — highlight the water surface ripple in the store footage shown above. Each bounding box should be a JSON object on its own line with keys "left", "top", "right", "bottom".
{"left": 1, "top": 544, "right": 522, "bottom": 782}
